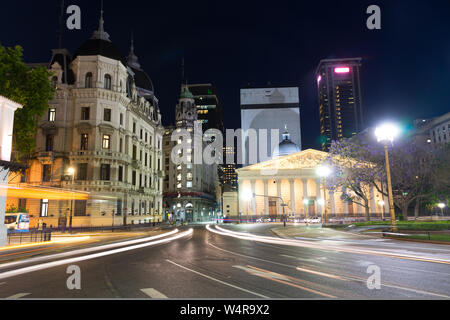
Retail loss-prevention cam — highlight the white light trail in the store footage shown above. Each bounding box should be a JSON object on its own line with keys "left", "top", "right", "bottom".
{"left": 0, "top": 229, "right": 180, "bottom": 270}
{"left": 207, "top": 225, "right": 450, "bottom": 265}
{"left": 0, "top": 229, "right": 193, "bottom": 280}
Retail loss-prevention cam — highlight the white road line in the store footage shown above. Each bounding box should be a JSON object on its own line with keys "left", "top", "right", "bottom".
{"left": 0, "top": 229, "right": 180, "bottom": 271}
{"left": 165, "top": 259, "right": 269, "bottom": 299}
{"left": 0, "top": 229, "right": 193, "bottom": 281}
{"left": 6, "top": 293, "right": 30, "bottom": 299}
{"left": 141, "top": 288, "right": 168, "bottom": 299}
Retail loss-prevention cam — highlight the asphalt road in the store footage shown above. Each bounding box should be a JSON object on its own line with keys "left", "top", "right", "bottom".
{"left": 0, "top": 224, "right": 449, "bottom": 299}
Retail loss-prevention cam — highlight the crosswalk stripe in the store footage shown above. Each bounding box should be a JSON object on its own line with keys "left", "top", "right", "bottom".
{"left": 140, "top": 288, "right": 168, "bottom": 299}
{"left": 6, "top": 293, "right": 31, "bottom": 299}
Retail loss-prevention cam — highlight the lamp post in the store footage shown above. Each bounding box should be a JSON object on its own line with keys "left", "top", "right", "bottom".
{"left": 375, "top": 123, "right": 400, "bottom": 231}
{"left": 437, "top": 203, "right": 446, "bottom": 216}
{"left": 241, "top": 189, "right": 253, "bottom": 224}
{"left": 316, "top": 165, "right": 331, "bottom": 225}
{"left": 67, "top": 167, "right": 75, "bottom": 233}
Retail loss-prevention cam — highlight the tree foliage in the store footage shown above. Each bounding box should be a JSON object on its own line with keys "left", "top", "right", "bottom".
{"left": 326, "top": 134, "right": 450, "bottom": 219}
{"left": 0, "top": 45, "right": 54, "bottom": 159}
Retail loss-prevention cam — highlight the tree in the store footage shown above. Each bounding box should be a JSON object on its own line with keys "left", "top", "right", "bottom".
{"left": 326, "top": 138, "right": 382, "bottom": 221}
{"left": 0, "top": 45, "right": 55, "bottom": 160}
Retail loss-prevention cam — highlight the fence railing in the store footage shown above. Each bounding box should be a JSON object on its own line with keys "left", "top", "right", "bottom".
{"left": 46, "top": 221, "right": 164, "bottom": 234}
{"left": 6, "top": 230, "right": 52, "bottom": 245}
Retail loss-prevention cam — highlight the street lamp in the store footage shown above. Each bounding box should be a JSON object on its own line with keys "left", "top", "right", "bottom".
{"left": 437, "top": 203, "right": 446, "bottom": 216}
{"left": 378, "top": 200, "right": 385, "bottom": 221}
{"left": 241, "top": 189, "right": 253, "bottom": 223}
{"left": 67, "top": 167, "right": 75, "bottom": 233}
{"left": 316, "top": 165, "right": 331, "bottom": 224}
{"left": 375, "top": 123, "right": 400, "bottom": 231}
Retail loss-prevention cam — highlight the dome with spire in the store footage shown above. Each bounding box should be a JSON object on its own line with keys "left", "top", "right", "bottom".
{"left": 127, "top": 34, "right": 154, "bottom": 93}
{"left": 273, "top": 126, "right": 300, "bottom": 158}
{"left": 74, "top": 6, "right": 126, "bottom": 64}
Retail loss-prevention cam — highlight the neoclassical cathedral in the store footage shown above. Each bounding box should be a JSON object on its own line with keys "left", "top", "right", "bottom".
{"left": 8, "top": 10, "right": 165, "bottom": 227}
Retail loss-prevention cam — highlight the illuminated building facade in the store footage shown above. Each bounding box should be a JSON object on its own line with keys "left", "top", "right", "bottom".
{"left": 187, "top": 84, "right": 224, "bottom": 133}
{"left": 7, "top": 10, "right": 164, "bottom": 227}
{"left": 316, "top": 58, "right": 363, "bottom": 151}
{"left": 222, "top": 146, "right": 238, "bottom": 191}
{"left": 162, "top": 85, "right": 218, "bottom": 222}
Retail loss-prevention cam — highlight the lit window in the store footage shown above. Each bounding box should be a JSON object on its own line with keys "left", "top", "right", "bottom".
{"left": 102, "top": 134, "right": 111, "bottom": 149}
{"left": 104, "top": 74, "right": 112, "bottom": 90}
{"left": 48, "top": 108, "right": 56, "bottom": 122}
{"left": 187, "top": 181, "right": 192, "bottom": 188}
{"left": 40, "top": 199, "right": 49, "bottom": 217}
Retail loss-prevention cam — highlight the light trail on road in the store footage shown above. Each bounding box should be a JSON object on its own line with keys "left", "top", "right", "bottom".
{"left": 0, "top": 229, "right": 193, "bottom": 281}
{"left": 207, "top": 225, "right": 450, "bottom": 265}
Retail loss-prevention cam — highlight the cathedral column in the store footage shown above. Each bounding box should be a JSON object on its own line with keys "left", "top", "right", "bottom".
{"left": 289, "top": 179, "right": 296, "bottom": 215}
{"left": 302, "top": 179, "right": 309, "bottom": 219}
{"left": 277, "top": 179, "right": 282, "bottom": 217}
{"left": 250, "top": 180, "right": 256, "bottom": 216}
{"left": 264, "top": 179, "right": 269, "bottom": 216}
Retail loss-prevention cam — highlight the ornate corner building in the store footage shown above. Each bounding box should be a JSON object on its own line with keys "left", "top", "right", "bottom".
{"left": 8, "top": 10, "right": 165, "bottom": 227}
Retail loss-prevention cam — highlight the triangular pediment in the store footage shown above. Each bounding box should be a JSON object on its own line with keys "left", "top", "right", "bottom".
{"left": 239, "top": 149, "right": 328, "bottom": 172}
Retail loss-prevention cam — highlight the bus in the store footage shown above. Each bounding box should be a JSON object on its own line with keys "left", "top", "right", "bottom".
{"left": 4, "top": 213, "right": 30, "bottom": 232}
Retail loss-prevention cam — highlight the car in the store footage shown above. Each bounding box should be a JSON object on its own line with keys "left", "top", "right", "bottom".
{"left": 309, "top": 217, "right": 322, "bottom": 224}
{"left": 4, "top": 213, "right": 29, "bottom": 231}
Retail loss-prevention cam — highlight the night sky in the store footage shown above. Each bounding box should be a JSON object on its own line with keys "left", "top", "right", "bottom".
{"left": 1, "top": 0, "right": 449, "bottom": 149}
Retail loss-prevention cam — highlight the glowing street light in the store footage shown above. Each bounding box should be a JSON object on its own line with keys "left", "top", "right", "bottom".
{"left": 316, "top": 165, "right": 331, "bottom": 224}
{"left": 437, "top": 203, "right": 446, "bottom": 216}
{"left": 375, "top": 122, "right": 400, "bottom": 231}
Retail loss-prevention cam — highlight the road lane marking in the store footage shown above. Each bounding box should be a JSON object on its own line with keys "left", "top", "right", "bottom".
{"left": 0, "top": 229, "right": 180, "bottom": 271}
{"left": 165, "top": 259, "right": 269, "bottom": 298}
{"left": 280, "top": 254, "right": 326, "bottom": 264}
{"left": 141, "top": 288, "right": 168, "bottom": 299}
{"left": 6, "top": 293, "right": 30, "bottom": 299}
{"left": 209, "top": 225, "right": 450, "bottom": 265}
{"left": 209, "top": 239, "right": 450, "bottom": 299}
{"left": 0, "top": 229, "right": 193, "bottom": 281}
{"left": 295, "top": 267, "right": 347, "bottom": 281}
{"left": 233, "top": 265, "right": 336, "bottom": 298}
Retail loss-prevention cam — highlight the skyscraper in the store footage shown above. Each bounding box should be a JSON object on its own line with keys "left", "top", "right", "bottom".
{"left": 316, "top": 58, "right": 363, "bottom": 151}
{"left": 187, "top": 83, "right": 224, "bottom": 133}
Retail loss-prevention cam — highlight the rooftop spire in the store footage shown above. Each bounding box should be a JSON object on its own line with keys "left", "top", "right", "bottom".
{"left": 91, "top": 0, "right": 111, "bottom": 41}
{"left": 127, "top": 31, "right": 141, "bottom": 69}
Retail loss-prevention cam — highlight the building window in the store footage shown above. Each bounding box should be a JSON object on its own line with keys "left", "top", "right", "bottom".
{"left": 42, "top": 164, "right": 51, "bottom": 182}
{"left": 140, "top": 129, "right": 143, "bottom": 140}
{"left": 40, "top": 199, "right": 49, "bottom": 217}
{"left": 133, "top": 122, "right": 136, "bottom": 134}
{"left": 81, "top": 107, "right": 90, "bottom": 120}
{"left": 120, "top": 113, "right": 124, "bottom": 126}
{"left": 145, "top": 153, "right": 148, "bottom": 167}
{"left": 133, "top": 145, "right": 137, "bottom": 160}
{"left": 102, "top": 134, "right": 111, "bottom": 149}
{"left": 145, "top": 132, "right": 148, "bottom": 143}
{"left": 45, "top": 135, "right": 54, "bottom": 151}
{"left": 118, "top": 166, "right": 123, "bottom": 182}
{"left": 100, "top": 164, "right": 111, "bottom": 181}
{"left": 119, "top": 138, "right": 123, "bottom": 153}
{"left": 80, "top": 134, "right": 88, "bottom": 151}
{"left": 77, "top": 163, "right": 88, "bottom": 181}
{"left": 48, "top": 108, "right": 56, "bottom": 122}
{"left": 104, "top": 74, "right": 112, "bottom": 90}
{"left": 187, "top": 181, "right": 192, "bottom": 188}
{"left": 85, "top": 73, "right": 93, "bottom": 88}
{"left": 104, "top": 108, "right": 111, "bottom": 122}
{"left": 74, "top": 200, "right": 87, "bottom": 216}
{"left": 132, "top": 171, "right": 136, "bottom": 186}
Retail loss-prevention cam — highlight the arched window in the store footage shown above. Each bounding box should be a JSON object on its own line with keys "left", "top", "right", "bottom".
{"left": 85, "top": 72, "right": 93, "bottom": 88}
{"left": 104, "top": 74, "right": 112, "bottom": 90}
{"left": 51, "top": 76, "right": 58, "bottom": 88}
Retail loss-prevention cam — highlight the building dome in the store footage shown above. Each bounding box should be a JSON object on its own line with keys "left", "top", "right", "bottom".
{"left": 73, "top": 7, "right": 126, "bottom": 65}
{"left": 273, "top": 126, "right": 300, "bottom": 158}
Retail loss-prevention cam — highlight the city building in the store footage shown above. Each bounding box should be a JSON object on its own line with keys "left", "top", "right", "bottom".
{"left": 162, "top": 85, "right": 218, "bottom": 222}
{"left": 222, "top": 146, "right": 238, "bottom": 191}
{"left": 316, "top": 58, "right": 363, "bottom": 151}
{"left": 7, "top": 10, "right": 164, "bottom": 227}
{"left": 187, "top": 83, "right": 224, "bottom": 133}
{"left": 222, "top": 191, "right": 238, "bottom": 219}
{"left": 236, "top": 149, "right": 387, "bottom": 220}
{"left": 240, "top": 86, "right": 301, "bottom": 165}
{"left": 412, "top": 111, "right": 450, "bottom": 147}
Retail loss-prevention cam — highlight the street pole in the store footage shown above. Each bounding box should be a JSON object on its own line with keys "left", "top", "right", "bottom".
{"left": 322, "top": 178, "right": 328, "bottom": 225}
{"left": 69, "top": 173, "right": 74, "bottom": 233}
{"left": 384, "top": 144, "right": 397, "bottom": 231}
